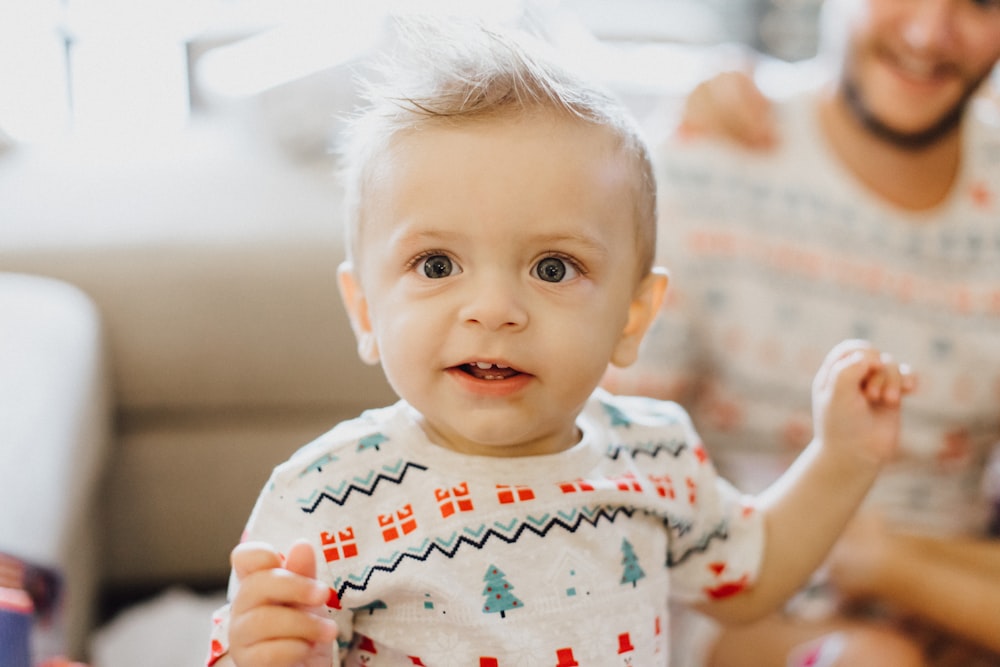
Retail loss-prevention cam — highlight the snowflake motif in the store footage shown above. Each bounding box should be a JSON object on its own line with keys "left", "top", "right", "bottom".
{"left": 424, "top": 628, "right": 466, "bottom": 657}
{"left": 507, "top": 632, "right": 558, "bottom": 667}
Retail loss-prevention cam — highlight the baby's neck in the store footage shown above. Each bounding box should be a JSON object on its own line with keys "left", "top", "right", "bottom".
{"left": 416, "top": 415, "right": 582, "bottom": 459}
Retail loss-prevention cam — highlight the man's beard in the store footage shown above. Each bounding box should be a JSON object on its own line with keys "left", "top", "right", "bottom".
{"left": 841, "top": 69, "right": 988, "bottom": 151}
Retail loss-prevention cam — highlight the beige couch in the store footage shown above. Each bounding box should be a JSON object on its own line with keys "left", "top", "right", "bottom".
{"left": 0, "top": 120, "right": 397, "bottom": 650}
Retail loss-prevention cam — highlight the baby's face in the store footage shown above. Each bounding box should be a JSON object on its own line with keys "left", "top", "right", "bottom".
{"left": 347, "top": 113, "right": 653, "bottom": 457}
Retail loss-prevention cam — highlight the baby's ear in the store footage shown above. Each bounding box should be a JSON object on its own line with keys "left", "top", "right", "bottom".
{"left": 610, "top": 267, "right": 668, "bottom": 368}
{"left": 337, "top": 262, "right": 380, "bottom": 365}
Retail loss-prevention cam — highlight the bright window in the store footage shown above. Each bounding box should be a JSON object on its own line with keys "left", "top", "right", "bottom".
{"left": 0, "top": 1, "right": 775, "bottom": 145}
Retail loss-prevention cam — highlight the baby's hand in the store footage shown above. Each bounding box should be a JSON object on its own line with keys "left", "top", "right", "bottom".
{"left": 811, "top": 340, "right": 916, "bottom": 466}
{"left": 228, "top": 540, "right": 337, "bottom": 667}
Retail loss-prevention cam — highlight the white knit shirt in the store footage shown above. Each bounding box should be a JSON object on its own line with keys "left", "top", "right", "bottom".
{"left": 612, "top": 93, "right": 1000, "bottom": 537}
{"left": 208, "top": 390, "right": 763, "bottom": 666}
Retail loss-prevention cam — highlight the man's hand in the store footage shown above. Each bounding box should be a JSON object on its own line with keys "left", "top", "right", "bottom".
{"left": 678, "top": 70, "right": 777, "bottom": 149}
{"left": 227, "top": 540, "right": 338, "bottom": 667}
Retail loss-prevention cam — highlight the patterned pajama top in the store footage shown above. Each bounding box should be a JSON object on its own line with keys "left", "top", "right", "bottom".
{"left": 208, "top": 389, "right": 763, "bottom": 667}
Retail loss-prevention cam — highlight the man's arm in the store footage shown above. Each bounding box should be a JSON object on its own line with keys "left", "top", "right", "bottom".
{"left": 829, "top": 518, "right": 1000, "bottom": 653}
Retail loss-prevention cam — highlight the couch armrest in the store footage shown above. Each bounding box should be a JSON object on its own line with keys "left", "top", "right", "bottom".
{"left": 0, "top": 273, "right": 112, "bottom": 658}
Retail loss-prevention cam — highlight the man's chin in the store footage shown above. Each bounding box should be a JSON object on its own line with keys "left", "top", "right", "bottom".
{"left": 846, "top": 83, "right": 965, "bottom": 150}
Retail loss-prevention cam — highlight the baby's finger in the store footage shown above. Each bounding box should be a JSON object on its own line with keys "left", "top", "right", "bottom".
{"left": 229, "top": 605, "right": 337, "bottom": 646}
{"left": 872, "top": 355, "right": 903, "bottom": 405}
{"left": 230, "top": 606, "right": 337, "bottom": 663}
{"left": 880, "top": 359, "right": 917, "bottom": 403}
{"left": 281, "top": 540, "right": 333, "bottom": 614}
{"left": 862, "top": 358, "right": 889, "bottom": 404}
{"left": 231, "top": 541, "right": 285, "bottom": 581}
{"left": 827, "top": 347, "right": 887, "bottom": 401}
{"left": 232, "top": 566, "right": 330, "bottom": 616}
{"left": 816, "top": 340, "right": 875, "bottom": 391}
{"left": 234, "top": 639, "right": 316, "bottom": 667}
{"left": 284, "top": 539, "right": 318, "bottom": 581}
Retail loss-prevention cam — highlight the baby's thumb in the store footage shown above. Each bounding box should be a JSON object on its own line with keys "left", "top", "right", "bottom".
{"left": 284, "top": 539, "right": 318, "bottom": 580}
{"left": 284, "top": 539, "right": 338, "bottom": 664}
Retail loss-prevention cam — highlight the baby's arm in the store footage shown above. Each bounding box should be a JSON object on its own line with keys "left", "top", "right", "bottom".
{"left": 215, "top": 540, "right": 338, "bottom": 667}
{"left": 700, "top": 340, "right": 915, "bottom": 623}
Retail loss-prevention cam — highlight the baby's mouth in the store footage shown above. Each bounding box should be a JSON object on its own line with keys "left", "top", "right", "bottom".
{"left": 459, "top": 361, "right": 522, "bottom": 381}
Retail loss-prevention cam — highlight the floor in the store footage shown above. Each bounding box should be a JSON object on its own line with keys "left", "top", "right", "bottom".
{"left": 90, "top": 588, "right": 226, "bottom": 667}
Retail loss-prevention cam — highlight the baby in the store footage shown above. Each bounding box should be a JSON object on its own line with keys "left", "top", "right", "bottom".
{"left": 207, "top": 19, "right": 914, "bottom": 667}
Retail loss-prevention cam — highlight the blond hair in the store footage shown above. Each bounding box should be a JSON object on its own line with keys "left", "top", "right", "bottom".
{"left": 337, "top": 17, "right": 657, "bottom": 278}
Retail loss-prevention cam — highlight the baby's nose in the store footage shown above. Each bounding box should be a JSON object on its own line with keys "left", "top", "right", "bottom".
{"left": 459, "top": 280, "right": 528, "bottom": 331}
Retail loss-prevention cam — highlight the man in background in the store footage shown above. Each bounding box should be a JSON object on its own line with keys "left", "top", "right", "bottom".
{"left": 606, "top": 1, "right": 1000, "bottom": 665}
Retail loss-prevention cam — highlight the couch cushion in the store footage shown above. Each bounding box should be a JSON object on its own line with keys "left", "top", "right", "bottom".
{"left": 0, "top": 126, "right": 396, "bottom": 413}
{"left": 101, "top": 409, "right": 354, "bottom": 585}
{"left": 5, "top": 242, "right": 393, "bottom": 412}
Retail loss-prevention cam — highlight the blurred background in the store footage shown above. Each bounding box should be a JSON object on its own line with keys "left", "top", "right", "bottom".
{"left": 0, "top": 0, "right": 823, "bottom": 150}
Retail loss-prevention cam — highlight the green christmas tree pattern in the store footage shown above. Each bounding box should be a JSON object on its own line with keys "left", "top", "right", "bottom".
{"left": 601, "top": 401, "right": 632, "bottom": 428}
{"left": 357, "top": 432, "right": 388, "bottom": 452}
{"left": 482, "top": 564, "right": 523, "bottom": 619}
{"left": 620, "top": 538, "right": 645, "bottom": 588}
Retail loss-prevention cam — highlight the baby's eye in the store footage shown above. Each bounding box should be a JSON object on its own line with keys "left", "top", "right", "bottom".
{"left": 420, "top": 254, "right": 458, "bottom": 279}
{"left": 534, "top": 256, "right": 579, "bottom": 283}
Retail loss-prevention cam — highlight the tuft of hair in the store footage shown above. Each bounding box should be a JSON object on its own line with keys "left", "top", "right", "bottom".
{"left": 337, "top": 16, "right": 657, "bottom": 276}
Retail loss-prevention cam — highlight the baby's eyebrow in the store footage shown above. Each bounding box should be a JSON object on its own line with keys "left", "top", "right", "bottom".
{"left": 387, "top": 227, "right": 464, "bottom": 249}
{"left": 386, "top": 226, "right": 611, "bottom": 258}
{"left": 529, "top": 232, "right": 610, "bottom": 256}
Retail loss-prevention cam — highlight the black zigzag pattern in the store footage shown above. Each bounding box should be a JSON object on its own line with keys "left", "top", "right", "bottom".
{"left": 335, "top": 504, "right": 727, "bottom": 598}
{"left": 605, "top": 439, "right": 688, "bottom": 460}
{"left": 336, "top": 504, "right": 638, "bottom": 597}
{"left": 667, "top": 520, "right": 729, "bottom": 568}
{"left": 299, "top": 462, "right": 429, "bottom": 514}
